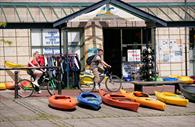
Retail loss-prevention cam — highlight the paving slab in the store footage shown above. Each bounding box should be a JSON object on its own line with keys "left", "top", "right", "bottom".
{"left": 0, "top": 89, "right": 195, "bottom": 127}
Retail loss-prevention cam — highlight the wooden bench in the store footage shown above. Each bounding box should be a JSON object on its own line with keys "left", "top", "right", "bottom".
{"left": 131, "top": 81, "right": 181, "bottom": 93}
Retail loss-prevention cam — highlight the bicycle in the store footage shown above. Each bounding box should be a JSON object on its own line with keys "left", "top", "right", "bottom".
{"left": 78, "top": 68, "right": 122, "bottom": 92}
{"left": 17, "top": 68, "right": 57, "bottom": 98}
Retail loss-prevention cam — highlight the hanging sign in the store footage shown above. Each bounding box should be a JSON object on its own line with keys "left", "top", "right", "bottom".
{"left": 127, "top": 49, "right": 141, "bottom": 62}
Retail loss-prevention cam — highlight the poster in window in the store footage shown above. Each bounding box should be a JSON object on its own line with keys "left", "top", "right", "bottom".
{"left": 157, "top": 39, "right": 182, "bottom": 63}
{"left": 127, "top": 49, "right": 141, "bottom": 62}
{"left": 43, "top": 29, "right": 59, "bottom": 46}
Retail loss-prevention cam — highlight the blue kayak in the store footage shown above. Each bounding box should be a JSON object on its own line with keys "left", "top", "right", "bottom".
{"left": 77, "top": 92, "right": 102, "bottom": 110}
{"left": 163, "top": 77, "right": 178, "bottom": 81}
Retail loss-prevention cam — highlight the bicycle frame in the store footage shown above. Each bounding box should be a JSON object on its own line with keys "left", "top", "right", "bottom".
{"left": 99, "top": 69, "right": 112, "bottom": 84}
{"left": 49, "top": 78, "right": 56, "bottom": 90}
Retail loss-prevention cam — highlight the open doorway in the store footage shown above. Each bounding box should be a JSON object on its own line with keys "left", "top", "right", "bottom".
{"left": 103, "top": 28, "right": 151, "bottom": 78}
{"left": 103, "top": 28, "right": 122, "bottom": 77}
{"left": 189, "top": 28, "right": 195, "bottom": 76}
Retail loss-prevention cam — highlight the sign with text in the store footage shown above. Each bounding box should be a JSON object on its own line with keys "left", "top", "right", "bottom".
{"left": 157, "top": 39, "right": 182, "bottom": 63}
{"left": 43, "top": 29, "right": 59, "bottom": 46}
{"left": 127, "top": 49, "right": 141, "bottom": 62}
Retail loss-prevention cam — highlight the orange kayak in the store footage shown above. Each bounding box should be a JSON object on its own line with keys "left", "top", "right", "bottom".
{"left": 99, "top": 89, "right": 140, "bottom": 112}
{"left": 5, "top": 82, "right": 15, "bottom": 90}
{"left": 48, "top": 95, "right": 77, "bottom": 110}
{"left": 120, "top": 89, "right": 166, "bottom": 111}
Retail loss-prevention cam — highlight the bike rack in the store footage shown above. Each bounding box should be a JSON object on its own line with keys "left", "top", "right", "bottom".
{"left": 0, "top": 66, "right": 60, "bottom": 99}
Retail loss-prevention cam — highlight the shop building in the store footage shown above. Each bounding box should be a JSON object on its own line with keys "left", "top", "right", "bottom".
{"left": 0, "top": 0, "right": 195, "bottom": 82}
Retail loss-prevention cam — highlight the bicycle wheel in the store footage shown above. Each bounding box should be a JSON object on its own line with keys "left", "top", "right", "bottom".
{"left": 79, "top": 76, "right": 95, "bottom": 92}
{"left": 105, "top": 75, "right": 122, "bottom": 92}
{"left": 17, "top": 79, "right": 34, "bottom": 98}
{"left": 47, "top": 79, "right": 57, "bottom": 96}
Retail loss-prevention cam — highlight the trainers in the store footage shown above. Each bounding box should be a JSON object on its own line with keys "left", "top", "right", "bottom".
{"left": 95, "top": 84, "right": 100, "bottom": 90}
{"left": 37, "top": 90, "right": 42, "bottom": 94}
{"left": 34, "top": 85, "right": 40, "bottom": 92}
{"left": 32, "top": 81, "right": 39, "bottom": 87}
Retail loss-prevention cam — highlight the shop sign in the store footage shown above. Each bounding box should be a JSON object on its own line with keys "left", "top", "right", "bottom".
{"left": 127, "top": 49, "right": 141, "bottom": 62}
{"left": 43, "top": 29, "right": 59, "bottom": 46}
{"left": 43, "top": 47, "right": 60, "bottom": 55}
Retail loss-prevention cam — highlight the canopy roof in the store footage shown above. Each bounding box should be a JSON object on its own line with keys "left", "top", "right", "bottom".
{"left": 53, "top": 0, "right": 167, "bottom": 27}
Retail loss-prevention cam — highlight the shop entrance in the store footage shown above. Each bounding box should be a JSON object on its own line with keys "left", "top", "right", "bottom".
{"left": 189, "top": 28, "right": 195, "bottom": 75}
{"left": 103, "top": 29, "right": 121, "bottom": 77}
{"left": 103, "top": 28, "right": 151, "bottom": 78}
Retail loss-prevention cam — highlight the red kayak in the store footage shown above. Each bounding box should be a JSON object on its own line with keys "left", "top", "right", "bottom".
{"left": 99, "top": 89, "right": 140, "bottom": 112}
{"left": 48, "top": 95, "right": 77, "bottom": 110}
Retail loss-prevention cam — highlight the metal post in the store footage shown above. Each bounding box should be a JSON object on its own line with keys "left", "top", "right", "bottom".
{"left": 14, "top": 71, "right": 19, "bottom": 99}
{"left": 120, "top": 29, "right": 123, "bottom": 78}
{"left": 58, "top": 28, "right": 62, "bottom": 94}
{"left": 57, "top": 67, "right": 62, "bottom": 95}
{"left": 153, "top": 27, "right": 157, "bottom": 80}
{"left": 65, "top": 29, "right": 70, "bottom": 88}
{"left": 59, "top": 28, "right": 62, "bottom": 56}
{"left": 184, "top": 0, "right": 188, "bottom": 76}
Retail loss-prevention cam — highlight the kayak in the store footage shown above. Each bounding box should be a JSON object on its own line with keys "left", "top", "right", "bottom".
{"left": 99, "top": 89, "right": 140, "bottom": 112}
{"left": 77, "top": 92, "right": 102, "bottom": 110}
{"left": 179, "top": 84, "right": 195, "bottom": 102}
{"left": 155, "top": 91, "right": 189, "bottom": 106}
{"left": 5, "top": 82, "right": 15, "bottom": 90}
{"left": 0, "top": 83, "right": 6, "bottom": 90}
{"left": 48, "top": 95, "right": 77, "bottom": 110}
{"left": 179, "top": 76, "right": 194, "bottom": 84}
{"left": 79, "top": 72, "right": 94, "bottom": 85}
{"left": 163, "top": 77, "right": 178, "bottom": 81}
{"left": 120, "top": 89, "right": 166, "bottom": 111}
{"left": 4, "top": 61, "right": 26, "bottom": 68}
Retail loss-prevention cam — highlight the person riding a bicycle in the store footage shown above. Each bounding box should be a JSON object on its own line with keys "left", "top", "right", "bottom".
{"left": 28, "top": 51, "right": 43, "bottom": 94}
{"left": 90, "top": 48, "right": 111, "bottom": 89}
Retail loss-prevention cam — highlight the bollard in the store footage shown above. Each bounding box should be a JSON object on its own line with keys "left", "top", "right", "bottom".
{"left": 57, "top": 68, "right": 62, "bottom": 95}
{"left": 14, "top": 71, "right": 19, "bottom": 99}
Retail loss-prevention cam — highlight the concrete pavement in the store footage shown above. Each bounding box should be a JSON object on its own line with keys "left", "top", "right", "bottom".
{"left": 0, "top": 89, "right": 195, "bottom": 127}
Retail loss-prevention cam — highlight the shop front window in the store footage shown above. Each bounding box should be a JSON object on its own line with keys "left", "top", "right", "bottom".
{"left": 31, "top": 29, "right": 61, "bottom": 55}
{"left": 66, "top": 31, "right": 83, "bottom": 60}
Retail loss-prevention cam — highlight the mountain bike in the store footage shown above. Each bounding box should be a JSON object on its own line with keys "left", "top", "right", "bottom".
{"left": 17, "top": 69, "right": 57, "bottom": 98}
{"left": 79, "top": 68, "right": 122, "bottom": 92}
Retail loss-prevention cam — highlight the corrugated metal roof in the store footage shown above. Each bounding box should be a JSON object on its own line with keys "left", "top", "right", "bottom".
{"left": 0, "top": 0, "right": 194, "bottom": 23}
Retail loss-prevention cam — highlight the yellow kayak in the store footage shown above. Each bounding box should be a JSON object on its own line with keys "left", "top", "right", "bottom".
{"left": 179, "top": 76, "right": 194, "bottom": 84}
{"left": 4, "top": 61, "right": 26, "bottom": 68}
{"left": 79, "top": 72, "right": 94, "bottom": 85}
{"left": 0, "top": 83, "right": 6, "bottom": 90}
{"left": 155, "top": 91, "right": 189, "bottom": 107}
{"left": 120, "top": 89, "right": 166, "bottom": 111}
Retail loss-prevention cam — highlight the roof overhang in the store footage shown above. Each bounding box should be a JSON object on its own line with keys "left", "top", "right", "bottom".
{"left": 53, "top": 0, "right": 167, "bottom": 28}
